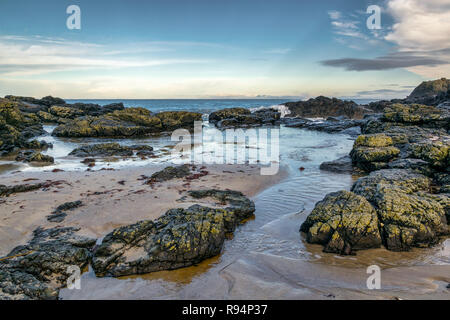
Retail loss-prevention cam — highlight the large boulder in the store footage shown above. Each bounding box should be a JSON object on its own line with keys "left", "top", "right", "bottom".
{"left": 300, "top": 190, "right": 382, "bottom": 254}
{"left": 0, "top": 227, "right": 95, "bottom": 300}
{"left": 382, "top": 103, "right": 449, "bottom": 129}
{"left": 209, "top": 108, "right": 251, "bottom": 124}
{"left": 350, "top": 134, "right": 400, "bottom": 172}
{"left": 351, "top": 169, "right": 448, "bottom": 251}
{"left": 92, "top": 190, "right": 255, "bottom": 276}
{"left": 155, "top": 111, "right": 203, "bottom": 131}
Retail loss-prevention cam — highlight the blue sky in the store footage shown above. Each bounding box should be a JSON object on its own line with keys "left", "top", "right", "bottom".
{"left": 0, "top": 0, "right": 449, "bottom": 99}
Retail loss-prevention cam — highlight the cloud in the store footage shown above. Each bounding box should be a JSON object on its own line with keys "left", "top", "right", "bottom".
{"left": 385, "top": 0, "right": 450, "bottom": 51}
{"left": 328, "top": 10, "right": 365, "bottom": 39}
{"left": 0, "top": 35, "right": 212, "bottom": 76}
{"left": 321, "top": 51, "right": 447, "bottom": 71}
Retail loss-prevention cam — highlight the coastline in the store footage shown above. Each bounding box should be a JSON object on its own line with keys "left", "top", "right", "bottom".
{"left": 0, "top": 163, "right": 288, "bottom": 256}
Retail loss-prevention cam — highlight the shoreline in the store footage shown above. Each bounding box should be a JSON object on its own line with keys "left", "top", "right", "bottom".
{"left": 0, "top": 163, "right": 288, "bottom": 256}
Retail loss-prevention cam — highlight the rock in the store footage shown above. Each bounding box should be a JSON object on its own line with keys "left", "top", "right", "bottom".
{"left": 409, "top": 140, "right": 449, "bottom": 169}
{"left": 0, "top": 227, "right": 95, "bottom": 300}
{"left": 319, "top": 155, "right": 354, "bottom": 174}
{"left": 209, "top": 108, "right": 251, "bottom": 124}
{"left": 351, "top": 169, "right": 431, "bottom": 202}
{"left": 388, "top": 158, "right": 434, "bottom": 176}
{"left": 383, "top": 103, "right": 449, "bottom": 128}
{"left": 371, "top": 184, "right": 448, "bottom": 251}
{"left": 284, "top": 96, "right": 372, "bottom": 119}
{"left": 0, "top": 183, "right": 46, "bottom": 197}
{"left": 354, "top": 134, "right": 393, "bottom": 148}
{"left": 300, "top": 190, "right": 382, "bottom": 254}
{"left": 350, "top": 146, "right": 400, "bottom": 172}
{"left": 146, "top": 164, "right": 192, "bottom": 183}
{"left": 405, "top": 78, "right": 450, "bottom": 106}
{"left": 47, "top": 200, "right": 83, "bottom": 223}
{"left": 92, "top": 190, "right": 255, "bottom": 276}
{"left": 52, "top": 109, "right": 201, "bottom": 138}
{"left": 15, "top": 151, "right": 54, "bottom": 163}
{"left": 155, "top": 111, "right": 203, "bottom": 131}
{"left": 69, "top": 143, "right": 133, "bottom": 157}
{"left": 286, "top": 117, "right": 365, "bottom": 134}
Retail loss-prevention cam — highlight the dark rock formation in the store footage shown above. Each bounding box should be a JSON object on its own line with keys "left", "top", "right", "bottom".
{"left": 209, "top": 107, "right": 280, "bottom": 129}
{"left": 284, "top": 96, "right": 372, "bottom": 119}
{"left": 405, "top": 78, "right": 450, "bottom": 106}
{"left": 15, "top": 150, "right": 54, "bottom": 163}
{"left": 300, "top": 190, "right": 382, "bottom": 254}
{"left": 92, "top": 190, "right": 255, "bottom": 276}
{"left": 285, "top": 116, "right": 365, "bottom": 134}
{"left": 68, "top": 143, "right": 153, "bottom": 158}
{"left": 47, "top": 200, "right": 83, "bottom": 223}
{"left": 0, "top": 183, "right": 45, "bottom": 197}
{"left": 145, "top": 164, "right": 192, "bottom": 183}
{"left": 52, "top": 108, "right": 202, "bottom": 137}
{"left": 319, "top": 155, "right": 353, "bottom": 174}
{"left": 0, "top": 227, "right": 95, "bottom": 300}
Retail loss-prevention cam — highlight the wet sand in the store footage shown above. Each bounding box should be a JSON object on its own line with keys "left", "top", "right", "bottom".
{"left": 0, "top": 163, "right": 288, "bottom": 256}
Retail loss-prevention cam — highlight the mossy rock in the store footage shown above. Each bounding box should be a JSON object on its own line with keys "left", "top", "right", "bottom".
{"left": 49, "top": 106, "right": 84, "bottom": 119}
{"left": 300, "top": 190, "right": 382, "bottom": 254}
{"left": 354, "top": 134, "right": 393, "bottom": 147}
{"left": 350, "top": 146, "right": 400, "bottom": 171}
{"left": 383, "top": 103, "right": 443, "bottom": 125}
{"left": 209, "top": 108, "right": 251, "bottom": 123}
{"left": 409, "top": 141, "right": 449, "bottom": 168}
{"left": 92, "top": 191, "right": 255, "bottom": 277}
{"left": 156, "top": 111, "right": 202, "bottom": 130}
{"left": 372, "top": 185, "right": 448, "bottom": 251}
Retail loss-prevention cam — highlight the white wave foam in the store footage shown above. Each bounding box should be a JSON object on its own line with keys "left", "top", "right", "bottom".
{"left": 249, "top": 104, "right": 291, "bottom": 118}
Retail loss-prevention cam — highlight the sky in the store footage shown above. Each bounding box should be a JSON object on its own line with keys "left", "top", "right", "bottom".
{"left": 0, "top": 0, "right": 449, "bottom": 99}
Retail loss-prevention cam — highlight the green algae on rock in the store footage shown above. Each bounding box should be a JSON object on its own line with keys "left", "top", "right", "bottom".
{"left": 92, "top": 190, "right": 255, "bottom": 277}
{"left": 300, "top": 190, "right": 382, "bottom": 255}
{"left": 0, "top": 227, "right": 95, "bottom": 300}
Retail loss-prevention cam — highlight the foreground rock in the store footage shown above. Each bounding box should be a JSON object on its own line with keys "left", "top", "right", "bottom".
{"left": 47, "top": 200, "right": 83, "bottom": 223}
{"left": 92, "top": 190, "right": 255, "bottom": 276}
{"left": 68, "top": 143, "right": 153, "bottom": 157}
{"left": 350, "top": 134, "right": 400, "bottom": 171}
{"left": 301, "top": 169, "right": 449, "bottom": 254}
{"left": 0, "top": 227, "right": 95, "bottom": 300}
{"left": 300, "top": 190, "right": 382, "bottom": 254}
{"left": 319, "top": 155, "right": 353, "bottom": 174}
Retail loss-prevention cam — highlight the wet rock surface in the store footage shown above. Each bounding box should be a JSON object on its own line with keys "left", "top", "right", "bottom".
{"left": 47, "top": 200, "right": 83, "bottom": 223}
{"left": 319, "top": 155, "right": 353, "bottom": 174}
{"left": 68, "top": 143, "right": 153, "bottom": 158}
{"left": 209, "top": 107, "right": 281, "bottom": 128}
{"left": 92, "top": 190, "right": 255, "bottom": 277}
{"left": 0, "top": 227, "right": 95, "bottom": 300}
{"left": 52, "top": 108, "right": 202, "bottom": 137}
{"left": 145, "top": 164, "right": 192, "bottom": 183}
{"left": 284, "top": 96, "right": 372, "bottom": 119}
{"left": 300, "top": 190, "right": 382, "bottom": 254}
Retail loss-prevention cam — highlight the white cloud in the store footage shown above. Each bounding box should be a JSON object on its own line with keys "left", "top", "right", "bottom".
{"left": 385, "top": 0, "right": 450, "bottom": 50}
{"left": 0, "top": 35, "right": 212, "bottom": 76}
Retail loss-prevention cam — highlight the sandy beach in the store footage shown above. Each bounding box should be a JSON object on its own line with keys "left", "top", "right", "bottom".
{"left": 0, "top": 163, "right": 288, "bottom": 256}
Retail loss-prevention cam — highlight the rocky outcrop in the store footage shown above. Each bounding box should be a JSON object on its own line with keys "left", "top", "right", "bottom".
{"left": 92, "top": 190, "right": 255, "bottom": 276}
{"left": 15, "top": 150, "right": 54, "bottom": 163}
{"left": 0, "top": 99, "right": 45, "bottom": 156}
{"left": 284, "top": 96, "right": 372, "bottom": 119}
{"left": 405, "top": 78, "right": 450, "bottom": 106}
{"left": 52, "top": 108, "right": 202, "bottom": 137}
{"left": 350, "top": 134, "right": 400, "bottom": 171}
{"left": 301, "top": 169, "right": 449, "bottom": 253}
{"left": 300, "top": 190, "right": 382, "bottom": 254}
{"left": 319, "top": 155, "right": 353, "bottom": 174}
{"left": 209, "top": 107, "right": 280, "bottom": 129}
{"left": 285, "top": 116, "right": 364, "bottom": 134}
{"left": 145, "top": 164, "right": 192, "bottom": 183}
{"left": 0, "top": 227, "right": 95, "bottom": 300}
{"left": 68, "top": 143, "right": 153, "bottom": 158}
{"left": 0, "top": 183, "right": 46, "bottom": 197}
